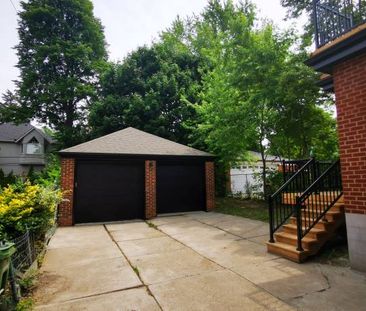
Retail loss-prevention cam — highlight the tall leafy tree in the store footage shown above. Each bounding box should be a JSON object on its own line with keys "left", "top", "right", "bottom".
{"left": 89, "top": 23, "right": 201, "bottom": 144}
{"left": 7, "top": 0, "right": 107, "bottom": 147}
{"left": 193, "top": 0, "right": 338, "bottom": 195}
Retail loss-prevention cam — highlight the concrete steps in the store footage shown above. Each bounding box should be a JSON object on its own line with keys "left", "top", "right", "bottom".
{"left": 267, "top": 194, "right": 345, "bottom": 263}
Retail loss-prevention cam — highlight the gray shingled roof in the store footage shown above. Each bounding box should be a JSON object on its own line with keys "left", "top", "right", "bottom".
{"left": 0, "top": 123, "right": 34, "bottom": 142}
{"left": 0, "top": 122, "right": 53, "bottom": 143}
{"left": 60, "top": 127, "right": 213, "bottom": 157}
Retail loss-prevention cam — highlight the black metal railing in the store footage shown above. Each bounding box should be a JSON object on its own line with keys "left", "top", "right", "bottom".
{"left": 314, "top": 0, "right": 366, "bottom": 48}
{"left": 281, "top": 159, "right": 309, "bottom": 183}
{"left": 281, "top": 159, "right": 332, "bottom": 183}
{"left": 294, "top": 159, "right": 342, "bottom": 251}
{"left": 269, "top": 158, "right": 318, "bottom": 243}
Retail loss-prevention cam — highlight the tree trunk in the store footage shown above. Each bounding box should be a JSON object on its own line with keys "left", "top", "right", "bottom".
{"left": 259, "top": 144, "right": 267, "bottom": 198}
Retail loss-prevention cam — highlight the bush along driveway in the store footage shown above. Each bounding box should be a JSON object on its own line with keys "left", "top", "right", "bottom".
{"left": 34, "top": 212, "right": 366, "bottom": 311}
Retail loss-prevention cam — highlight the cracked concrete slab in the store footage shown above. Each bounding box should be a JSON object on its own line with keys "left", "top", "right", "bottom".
{"left": 289, "top": 264, "right": 366, "bottom": 311}
{"left": 107, "top": 222, "right": 164, "bottom": 241}
{"left": 151, "top": 214, "right": 193, "bottom": 226}
{"left": 35, "top": 212, "right": 366, "bottom": 310}
{"left": 149, "top": 269, "right": 294, "bottom": 311}
{"left": 41, "top": 246, "right": 124, "bottom": 270}
{"left": 152, "top": 219, "right": 209, "bottom": 236}
{"left": 185, "top": 211, "right": 237, "bottom": 225}
{"left": 247, "top": 234, "right": 271, "bottom": 245}
{"left": 48, "top": 225, "right": 112, "bottom": 249}
{"left": 192, "top": 239, "right": 280, "bottom": 268}
{"left": 129, "top": 247, "right": 222, "bottom": 285}
{"left": 35, "top": 287, "right": 160, "bottom": 311}
{"left": 204, "top": 217, "right": 269, "bottom": 238}
{"left": 231, "top": 258, "right": 329, "bottom": 301}
{"left": 105, "top": 221, "right": 145, "bottom": 232}
{"left": 34, "top": 257, "right": 142, "bottom": 305}
{"left": 117, "top": 236, "right": 184, "bottom": 257}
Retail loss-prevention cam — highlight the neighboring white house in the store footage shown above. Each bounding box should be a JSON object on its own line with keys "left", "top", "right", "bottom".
{"left": 230, "top": 151, "right": 283, "bottom": 197}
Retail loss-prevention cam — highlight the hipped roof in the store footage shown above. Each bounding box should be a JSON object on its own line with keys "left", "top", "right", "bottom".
{"left": 60, "top": 127, "right": 213, "bottom": 158}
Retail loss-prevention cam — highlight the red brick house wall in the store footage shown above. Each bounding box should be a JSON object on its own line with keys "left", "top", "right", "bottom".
{"left": 145, "top": 160, "right": 157, "bottom": 219}
{"left": 333, "top": 53, "right": 366, "bottom": 215}
{"left": 59, "top": 158, "right": 75, "bottom": 226}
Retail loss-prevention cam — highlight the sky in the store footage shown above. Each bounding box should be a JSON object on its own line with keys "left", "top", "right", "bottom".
{"left": 0, "top": 0, "right": 305, "bottom": 96}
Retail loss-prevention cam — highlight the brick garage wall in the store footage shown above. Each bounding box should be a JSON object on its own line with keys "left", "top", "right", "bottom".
{"left": 205, "top": 161, "right": 215, "bottom": 211}
{"left": 145, "top": 160, "right": 157, "bottom": 219}
{"left": 59, "top": 158, "right": 75, "bottom": 226}
{"left": 333, "top": 53, "right": 366, "bottom": 214}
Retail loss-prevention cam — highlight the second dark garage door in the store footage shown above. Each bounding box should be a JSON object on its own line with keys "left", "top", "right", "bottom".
{"left": 74, "top": 159, "right": 145, "bottom": 223}
{"left": 157, "top": 160, "right": 206, "bottom": 214}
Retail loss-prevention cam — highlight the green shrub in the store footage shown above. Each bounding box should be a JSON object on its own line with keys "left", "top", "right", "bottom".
{"left": 0, "top": 169, "right": 17, "bottom": 189}
{"left": 0, "top": 181, "right": 62, "bottom": 240}
{"left": 32, "top": 154, "right": 61, "bottom": 188}
{"left": 266, "top": 169, "right": 284, "bottom": 195}
{"left": 15, "top": 298, "right": 34, "bottom": 311}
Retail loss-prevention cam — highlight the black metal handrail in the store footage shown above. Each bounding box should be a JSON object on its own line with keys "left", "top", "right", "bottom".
{"left": 294, "top": 159, "right": 342, "bottom": 251}
{"left": 314, "top": 0, "right": 366, "bottom": 48}
{"left": 269, "top": 158, "right": 317, "bottom": 243}
{"left": 281, "top": 159, "right": 309, "bottom": 183}
{"left": 281, "top": 159, "right": 332, "bottom": 184}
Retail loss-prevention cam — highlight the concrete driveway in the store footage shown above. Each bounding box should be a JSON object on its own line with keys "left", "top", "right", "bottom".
{"left": 34, "top": 212, "right": 366, "bottom": 310}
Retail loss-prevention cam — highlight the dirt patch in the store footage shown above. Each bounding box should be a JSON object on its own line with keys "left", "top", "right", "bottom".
{"left": 32, "top": 272, "right": 70, "bottom": 305}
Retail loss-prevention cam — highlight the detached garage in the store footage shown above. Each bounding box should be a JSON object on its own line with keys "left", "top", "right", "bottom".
{"left": 58, "top": 127, "right": 215, "bottom": 225}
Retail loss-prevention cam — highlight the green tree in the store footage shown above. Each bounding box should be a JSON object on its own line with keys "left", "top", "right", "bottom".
{"left": 194, "top": 1, "right": 338, "bottom": 196}
{"left": 270, "top": 51, "right": 338, "bottom": 160}
{"left": 6, "top": 0, "right": 107, "bottom": 148}
{"left": 89, "top": 25, "right": 201, "bottom": 144}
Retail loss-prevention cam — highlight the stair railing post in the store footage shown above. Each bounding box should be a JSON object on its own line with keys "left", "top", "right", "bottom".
{"left": 295, "top": 196, "right": 304, "bottom": 252}
{"left": 269, "top": 196, "right": 275, "bottom": 243}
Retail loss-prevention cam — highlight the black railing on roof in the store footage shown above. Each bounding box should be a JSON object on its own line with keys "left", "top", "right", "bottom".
{"left": 294, "top": 159, "right": 342, "bottom": 251}
{"left": 314, "top": 0, "right": 366, "bottom": 48}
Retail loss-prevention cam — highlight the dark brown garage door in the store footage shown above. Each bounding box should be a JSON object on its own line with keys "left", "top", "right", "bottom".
{"left": 157, "top": 160, "right": 206, "bottom": 214}
{"left": 74, "top": 159, "right": 145, "bottom": 223}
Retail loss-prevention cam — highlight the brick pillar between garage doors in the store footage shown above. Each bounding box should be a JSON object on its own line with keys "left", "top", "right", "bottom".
{"left": 205, "top": 161, "right": 215, "bottom": 211}
{"left": 59, "top": 158, "right": 75, "bottom": 226}
{"left": 145, "top": 160, "right": 157, "bottom": 219}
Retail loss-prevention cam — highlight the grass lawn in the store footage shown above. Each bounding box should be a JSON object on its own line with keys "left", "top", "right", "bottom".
{"left": 215, "top": 197, "right": 269, "bottom": 222}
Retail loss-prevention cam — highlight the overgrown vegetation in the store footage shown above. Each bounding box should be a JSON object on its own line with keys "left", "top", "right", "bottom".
{"left": 0, "top": 157, "right": 61, "bottom": 309}
{"left": 0, "top": 170, "right": 17, "bottom": 188}
{"left": 26, "top": 155, "right": 61, "bottom": 188}
{"left": 0, "top": 181, "right": 62, "bottom": 240}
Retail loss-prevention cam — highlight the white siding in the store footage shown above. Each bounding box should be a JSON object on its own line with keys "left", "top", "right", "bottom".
{"left": 230, "top": 162, "right": 280, "bottom": 197}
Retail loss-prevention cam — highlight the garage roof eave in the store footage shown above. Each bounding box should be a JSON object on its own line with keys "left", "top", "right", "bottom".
{"left": 58, "top": 127, "right": 214, "bottom": 159}
{"left": 58, "top": 151, "right": 215, "bottom": 160}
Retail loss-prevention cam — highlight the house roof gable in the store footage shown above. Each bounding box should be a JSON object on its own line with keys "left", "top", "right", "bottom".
{"left": 0, "top": 123, "right": 53, "bottom": 143}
